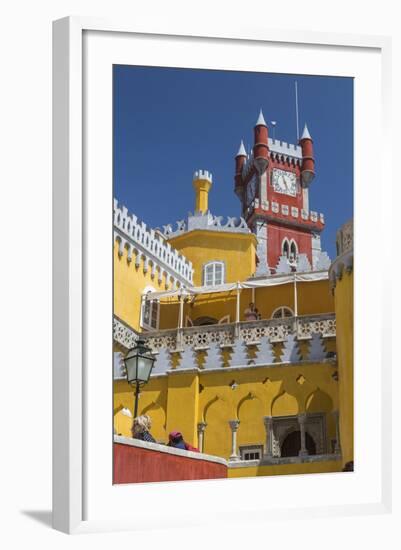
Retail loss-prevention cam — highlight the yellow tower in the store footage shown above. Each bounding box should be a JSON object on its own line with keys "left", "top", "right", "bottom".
{"left": 329, "top": 220, "right": 353, "bottom": 469}
{"left": 193, "top": 170, "right": 212, "bottom": 214}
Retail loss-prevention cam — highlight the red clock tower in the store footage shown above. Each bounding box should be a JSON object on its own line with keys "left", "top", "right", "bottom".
{"left": 234, "top": 110, "right": 329, "bottom": 275}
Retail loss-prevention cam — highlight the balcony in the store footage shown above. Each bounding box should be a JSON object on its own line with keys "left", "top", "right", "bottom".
{"left": 145, "top": 314, "right": 335, "bottom": 349}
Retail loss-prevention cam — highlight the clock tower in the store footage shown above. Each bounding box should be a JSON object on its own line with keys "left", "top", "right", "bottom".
{"left": 234, "top": 110, "right": 330, "bottom": 275}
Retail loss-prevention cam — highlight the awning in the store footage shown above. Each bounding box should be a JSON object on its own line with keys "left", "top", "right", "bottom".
{"left": 145, "top": 270, "right": 329, "bottom": 300}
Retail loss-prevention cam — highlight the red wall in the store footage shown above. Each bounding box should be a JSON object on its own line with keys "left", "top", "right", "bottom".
{"left": 113, "top": 443, "right": 228, "bottom": 484}
{"left": 267, "top": 223, "right": 312, "bottom": 268}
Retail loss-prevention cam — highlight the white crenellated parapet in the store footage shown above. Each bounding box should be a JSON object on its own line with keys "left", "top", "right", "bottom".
{"left": 163, "top": 211, "right": 251, "bottom": 238}
{"left": 193, "top": 169, "right": 213, "bottom": 183}
{"left": 114, "top": 199, "right": 194, "bottom": 286}
{"left": 268, "top": 138, "right": 302, "bottom": 160}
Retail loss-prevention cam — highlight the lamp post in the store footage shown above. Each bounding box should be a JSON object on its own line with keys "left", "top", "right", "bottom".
{"left": 123, "top": 338, "right": 155, "bottom": 419}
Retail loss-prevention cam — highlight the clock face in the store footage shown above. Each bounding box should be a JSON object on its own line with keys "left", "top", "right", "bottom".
{"left": 247, "top": 175, "right": 257, "bottom": 205}
{"left": 271, "top": 169, "right": 297, "bottom": 197}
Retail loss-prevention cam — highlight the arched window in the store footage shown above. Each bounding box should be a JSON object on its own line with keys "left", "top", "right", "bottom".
{"left": 271, "top": 306, "right": 294, "bottom": 319}
{"left": 141, "top": 286, "right": 159, "bottom": 330}
{"left": 203, "top": 261, "right": 225, "bottom": 286}
{"left": 289, "top": 240, "right": 298, "bottom": 263}
{"left": 282, "top": 238, "right": 290, "bottom": 258}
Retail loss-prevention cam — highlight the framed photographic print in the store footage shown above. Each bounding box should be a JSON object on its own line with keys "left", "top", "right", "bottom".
{"left": 53, "top": 17, "right": 391, "bottom": 534}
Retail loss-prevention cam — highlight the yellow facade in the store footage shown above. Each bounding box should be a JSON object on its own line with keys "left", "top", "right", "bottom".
{"left": 113, "top": 177, "right": 353, "bottom": 476}
{"left": 169, "top": 230, "right": 257, "bottom": 286}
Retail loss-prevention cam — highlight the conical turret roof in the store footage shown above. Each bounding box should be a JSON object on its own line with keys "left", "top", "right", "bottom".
{"left": 255, "top": 109, "right": 267, "bottom": 127}
{"left": 236, "top": 140, "right": 247, "bottom": 157}
{"left": 301, "top": 123, "right": 312, "bottom": 140}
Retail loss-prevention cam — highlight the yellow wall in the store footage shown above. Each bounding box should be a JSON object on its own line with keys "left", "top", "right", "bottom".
{"left": 114, "top": 240, "right": 177, "bottom": 331}
{"left": 114, "top": 360, "right": 339, "bottom": 461}
{"left": 333, "top": 270, "right": 353, "bottom": 467}
{"left": 168, "top": 230, "right": 257, "bottom": 286}
{"left": 228, "top": 459, "right": 342, "bottom": 478}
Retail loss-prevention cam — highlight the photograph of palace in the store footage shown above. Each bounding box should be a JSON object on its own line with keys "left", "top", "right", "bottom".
{"left": 112, "top": 67, "right": 353, "bottom": 484}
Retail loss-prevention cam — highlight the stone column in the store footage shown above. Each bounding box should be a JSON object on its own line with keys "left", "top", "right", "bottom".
{"left": 228, "top": 420, "right": 240, "bottom": 461}
{"left": 197, "top": 421, "right": 207, "bottom": 453}
{"left": 298, "top": 413, "right": 308, "bottom": 457}
{"left": 263, "top": 416, "right": 274, "bottom": 458}
{"left": 332, "top": 410, "right": 341, "bottom": 454}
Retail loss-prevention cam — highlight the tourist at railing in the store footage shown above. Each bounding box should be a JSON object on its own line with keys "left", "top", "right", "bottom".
{"left": 244, "top": 302, "right": 260, "bottom": 321}
{"left": 167, "top": 431, "right": 199, "bottom": 452}
{"left": 131, "top": 414, "right": 156, "bottom": 443}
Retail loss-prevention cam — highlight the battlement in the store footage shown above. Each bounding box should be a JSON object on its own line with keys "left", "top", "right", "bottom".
{"left": 163, "top": 210, "right": 251, "bottom": 238}
{"left": 268, "top": 138, "right": 302, "bottom": 159}
{"left": 114, "top": 199, "right": 194, "bottom": 286}
{"left": 193, "top": 169, "right": 213, "bottom": 183}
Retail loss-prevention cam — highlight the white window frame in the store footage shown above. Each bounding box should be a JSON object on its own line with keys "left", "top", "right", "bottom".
{"left": 271, "top": 306, "right": 295, "bottom": 319}
{"left": 140, "top": 286, "right": 160, "bottom": 330}
{"left": 239, "top": 444, "right": 264, "bottom": 461}
{"left": 203, "top": 261, "right": 225, "bottom": 286}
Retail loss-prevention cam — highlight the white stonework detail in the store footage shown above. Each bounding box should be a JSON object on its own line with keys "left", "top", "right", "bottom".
{"left": 193, "top": 169, "right": 212, "bottom": 183}
{"left": 113, "top": 317, "right": 138, "bottom": 350}
{"left": 310, "top": 211, "right": 318, "bottom": 222}
{"left": 114, "top": 199, "right": 194, "bottom": 286}
{"left": 281, "top": 204, "right": 289, "bottom": 215}
{"left": 230, "top": 340, "right": 249, "bottom": 367}
{"left": 113, "top": 352, "right": 126, "bottom": 379}
{"left": 296, "top": 253, "right": 312, "bottom": 273}
{"left": 302, "top": 188, "right": 309, "bottom": 213}
{"left": 320, "top": 213, "right": 325, "bottom": 224}
{"left": 152, "top": 347, "right": 172, "bottom": 375}
{"left": 253, "top": 337, "right": 275, "bottom": 366}
{"left": 307, "top": 333, "right": 327, "bottom": 362}
{"left": 276, "top": 255, "right": 292, "bottom": 274}
{"left": 329, "top": 220, "right": 353, "bottom": 289}
{"left": 301, "top": 209, "right": 309, "bottom": 220}
{"left": 311, "top": 233, "right": 322, "bottom": 269}
{"left": 163, "top": 211, "right": 250, "bottom": 239}
{"left": 260, "top": 172, "right": 268, "bottom": 207}
{"left": 255, "top": 221, "right": 270, "bottom": 276}
{"left": 315, "top": 251, "right": 331, "bottom": 270}
{"left": 268, "top": 138, "right": 302, "bottom": 160}
{"left": 272, "top": 202, "right": 279, "bottom": 213}
{"left": 203, "top": 342, "right": 224, "bottom": 370}
{"left": 291, "top": 207, "right": 299, "bottom": 218}
{"left": 280, "top": 334, "right": 301, "bottom": 363}
{"left": 142, "top": 314, "right": 336, "bottom": 370}
{"left": 178, "top": 345, "right": 197, "bottom": 370}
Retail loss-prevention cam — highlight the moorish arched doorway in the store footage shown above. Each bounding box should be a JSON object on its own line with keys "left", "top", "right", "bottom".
{"left": 280, "top": 430, "right": 317, "bottom": 457}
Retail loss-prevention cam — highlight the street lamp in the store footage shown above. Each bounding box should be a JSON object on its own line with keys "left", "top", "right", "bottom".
{"left": 123, "top": 338, "right": 155, "bottom": 419}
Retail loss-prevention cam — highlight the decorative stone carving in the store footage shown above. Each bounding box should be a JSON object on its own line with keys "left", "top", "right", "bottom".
{"left": 113, "top": 352, "right": 126, "bottom": 380}
{"left": 307, "top": 333, "right": 327, "bottom": 362}
{"left": 202, "top": 342, "right": 224, "bottom": 370}
{"left": 280, "top": 334, "right": 301, "bottom": 363}
{"left": 114, "top": 199, "right": 194, "bottom": 286}
{"left": 253, "top": 337, "right": 275, "bottom": 366}
{"left": 228, "top": 420, "right": 240, "bottom": 461}
{"left": 276, "top": 255, "right": 292, "bottom": 274}
{"left": 152, "top": 347, "right": 172, "bottom": 375}
{"left": 296, "top": 253, "right": 312, "bottom": 273}
{"left": 315, "top": 251, "right": 331, "bottom": 271}
{"left": 229, "top": 340, "right": 249, "bottom": 367}
{"left": 113, "top": 317, "right": 138, "bottom": 350}
{"left": 178, "top": 345, "right": 198, "bottom": 370}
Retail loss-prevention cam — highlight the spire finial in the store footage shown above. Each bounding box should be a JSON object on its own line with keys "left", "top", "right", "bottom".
{"left": 236, "top": 140, "right": 247, "bottom": 157}
{"left": 255, "top": 109, "right": 267, "bottom": 127}
{"left": 301, "top": 124, "right": 312, "bottom": 140}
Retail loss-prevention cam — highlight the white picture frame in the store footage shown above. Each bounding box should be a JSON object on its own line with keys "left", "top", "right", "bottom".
{"left": 52, "top": 16, "right": 392, "bottom": 534}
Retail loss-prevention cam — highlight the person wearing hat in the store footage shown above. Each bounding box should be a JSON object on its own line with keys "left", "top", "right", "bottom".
{"left": 167, "top": 431, "right": 199, "bottom": 452}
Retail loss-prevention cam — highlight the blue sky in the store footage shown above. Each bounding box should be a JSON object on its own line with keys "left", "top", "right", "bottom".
{"left": 113, "top": 66, "right": 353, "bottom": 260}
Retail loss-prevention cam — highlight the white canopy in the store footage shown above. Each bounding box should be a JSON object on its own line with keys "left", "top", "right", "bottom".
{"left": 146, "top": 270, "right": 329, "bottom": 300}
